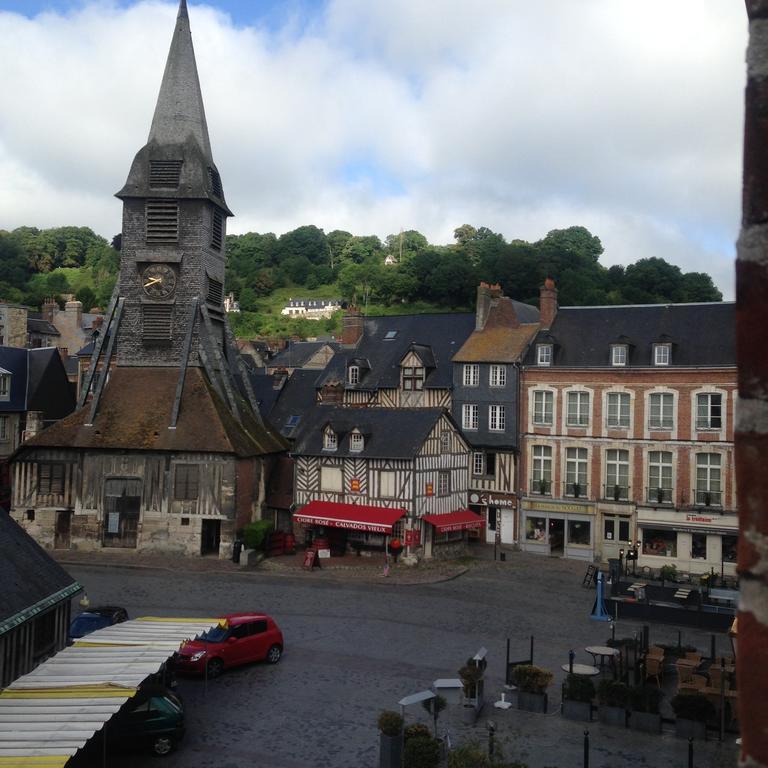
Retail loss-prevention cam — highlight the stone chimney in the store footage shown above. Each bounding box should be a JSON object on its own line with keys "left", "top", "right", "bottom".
{"left": 41, "top": 298, "right": 57, "bottom": 324}
{"left": 539, "top": 278, "right": 558, "bottom": 329}
{"left": 342, "top": 308, "right": 364, "bottom": 346}
{"left": 475, "top": 283, "right": 492, "bottom": 331}
{"left": 65, "top": 300, "right": 83, "bottom": 329}
{"left": 24, "top": 411, "right": 44, "bottom": 441}
{"left": 91, "top": 316, "right": 104, "bottom": 332}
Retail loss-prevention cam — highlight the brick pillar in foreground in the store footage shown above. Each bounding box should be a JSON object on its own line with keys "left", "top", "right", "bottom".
{"left": 736, "top": 3, "right": 768, "bottom": 765}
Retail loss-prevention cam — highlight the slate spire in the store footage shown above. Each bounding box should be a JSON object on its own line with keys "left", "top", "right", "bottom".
{"left": 148, "top": 0, "right": 212, "bottom": 159}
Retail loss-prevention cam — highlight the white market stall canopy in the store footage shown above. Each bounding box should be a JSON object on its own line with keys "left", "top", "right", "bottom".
{"left": 0, "top": 617, "right": 220, "bottom": 767}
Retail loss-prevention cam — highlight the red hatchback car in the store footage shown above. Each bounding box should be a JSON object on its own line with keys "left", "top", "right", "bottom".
{"left": 174, "top": 613, "right": 284, "bottom": 678}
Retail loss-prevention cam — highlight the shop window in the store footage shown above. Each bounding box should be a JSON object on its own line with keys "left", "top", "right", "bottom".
{"left": 533, "top": 390, "right": 553, "bottom": 425}
{"left": 173, "top": 464, "right": 199, "bottom": 500}
{"left": 606, "top": 392, "right": 630, "bottom": 428}
{"left": 641, "top": 528, "right": 677, "bottom": 557}
{"left": 696, "top": 393, "right": 722, "bottom": 430}
{"left": 648, "top": 392, "right": 674, "bottom": 430}
{"left": 566, "top": 391, "right": 590, "bottom": 427}
{"left": 525, "top": 516, "right": 547, "bottom": 541}
{"left": 380, "top": 471, "right": 396, "bottom": 498}
{"left": 487, "top": 507, "right": 497, "bottom": 531}
{"left": 691, "top": 533, "right": 707, "bottom": 560}
{"left": 463, "top": 364, "right": 479, "bottom": 387}
{"left": 320, "top": 466, "right": 342, "bottom": 492}
{"left": 722, "top": 535, "right": 737, "bottom": 563}
{"left": 437, "top": 529, "right": 464, "bottom": 543}
{"left": 567, "top": 520, "right": 591, "bottom": 546}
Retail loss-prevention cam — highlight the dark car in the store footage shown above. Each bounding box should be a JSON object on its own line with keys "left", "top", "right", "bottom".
{"left": 68, "top": 606, "right": 129, "bottom": 642}
{"left": 174, "top": 613, "right": 283, "bottom": 677}
{"left": 82, "top": 684, "right": 184, "bottom": 758}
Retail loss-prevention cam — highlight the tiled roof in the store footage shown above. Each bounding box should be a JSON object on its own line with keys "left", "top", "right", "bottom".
{"left": 269, "top": 341, "right": 340, "bottom": 369}
{"left": 26, "top": 318, "right": 60, "bottom": 336}
{"left": 453, "top": 324, "right": 539, "bottom": 363}
{"left": 22, "top": 367, "right": 287, "bottom": 457}
{"left": 522, "top": 302, "right": 736, "bottom": 367}
{"left": 268, "top": 369, "right": 322, "bottom": 438}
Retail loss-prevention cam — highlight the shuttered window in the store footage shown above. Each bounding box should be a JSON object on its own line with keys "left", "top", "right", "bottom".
{"left": 207, "top": 277, "right": 223, "bottom": 306}
{"left": 211, "top": 210, "right": 223, "bottom": 250}
{"left": 208, "top": 167, "right": 223, "bottom": 197}
{"left": 149, "top": 160, "right": 182, "bottom": 188}
{"left": 146, "top": 200, "right": 179, "bottom": 243}
{"left": 38, "top": 463, "right": 65, "bottom": 495}
{"left": 142, "top": 305, "right": 173, "bottom": 342}
{"left": 174, "top": 464, "right": 200, "bottom": 500}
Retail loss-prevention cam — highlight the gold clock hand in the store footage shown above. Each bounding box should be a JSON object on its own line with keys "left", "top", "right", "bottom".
{"left": 144, "top": 277, "right": 162, "bottom": 287}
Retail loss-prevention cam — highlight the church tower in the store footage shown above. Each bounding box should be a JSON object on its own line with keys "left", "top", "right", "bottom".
{"left": 115, "top": 0, "right": 230, "bottom": 369}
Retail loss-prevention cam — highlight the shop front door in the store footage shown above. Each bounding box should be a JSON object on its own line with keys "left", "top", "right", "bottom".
{"left": 549, "top": 518, "right": 565, "bottom": 556}
{"left": 201, "top": 519, "right": 221, "bottom": 556}
{"left": 54, "top": 510, "right": 72, "bottom": 549}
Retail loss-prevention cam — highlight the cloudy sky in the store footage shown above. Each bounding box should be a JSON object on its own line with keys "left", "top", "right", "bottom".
{"left": 0, "top": 1, "right": 748, "bottom": 297}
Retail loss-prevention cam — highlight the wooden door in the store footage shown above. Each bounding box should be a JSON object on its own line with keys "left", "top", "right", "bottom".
{"left": 54, "top": 510, "right": 72, "bottom": 549}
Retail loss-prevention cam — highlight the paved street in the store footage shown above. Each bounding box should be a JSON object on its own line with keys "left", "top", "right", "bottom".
{"left": 66, "top": 552, "right": 739, "bottom": 768}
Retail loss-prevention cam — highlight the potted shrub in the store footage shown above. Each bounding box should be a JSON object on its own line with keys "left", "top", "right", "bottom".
{"left": 404, "top": 724, "right": 432, "bottom": 743}
{"left": 659, "top": 564, "right": 677, "bottom": 586}
{"left": 671, "top": 693, "right": 715, "bottom": 740}
{"left": 629, "top": 686, "right": 664, "bottom": 734}
{"left": 403, "top": 736, "right": 440, "bottom": 768}
{"left": 513, "top": 664, "right": 553, "bottom": 714}
{"left": 597, "top": 680, "right": 629, "bottom": 727}
{"left": 561, "top": 674, "right": 594, "bottom": 721}
{"left": 377, "top": 710, "right": 403, "bottom": 768}
{"left": 421, "top": 695, "right": 447, "bottom": 737}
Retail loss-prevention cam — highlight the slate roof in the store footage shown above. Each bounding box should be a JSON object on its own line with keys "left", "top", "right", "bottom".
{"left": 268, "top": 369, "right": 322, "bottom": 438}
{"left": 21, "top": 367, "right": 286, "bottom": 457}
{"left": 522, "top": 303, "right": 736, "bottom": 367}
{"left": 0, "top": 347, "right": 75, "bottom": 421}
{"left": 0, "top": 512, "right": 81, "bottom": 634}
{"left": 26, "top": 317, "right": 60, "bottom": 337}
{"left": 319, "top": 313, "right": 476, "bottom": 390}
{"left": 269, "top": 340, "right": 340, "bottom": 370}
{"left": 291, "top": 406, "right": 452, "bottom": 459}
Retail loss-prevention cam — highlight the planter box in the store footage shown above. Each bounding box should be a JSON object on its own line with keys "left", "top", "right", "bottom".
{"left": 630, "top": 711, "right": 661, "bottom": 734}
{"left": 598, "top": 705, "right": 627, "bottom": 728}
{"left": 379, "top": 733, "right": 402, "bottom": 768}
{"left": 517, "top": 691, "right": 548, "bottom": 714}
{"left": 675, "top": 718, "right": 707, "bottom": 740}
{"left": 562, "top": 699, "right": 592, "bottom": 722}
{"left": 462, "top": 704, "right": 478, "bottom": 725}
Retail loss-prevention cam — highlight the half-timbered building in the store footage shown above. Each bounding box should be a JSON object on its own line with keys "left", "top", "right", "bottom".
{"left": 452, "top": 283, "right": 540, "bottom": 546}
{"left": 290, "top": 406, "right": 479, "bottom": 559}
{"left": 10, "top": 1, "right": 285, "bottom": 557}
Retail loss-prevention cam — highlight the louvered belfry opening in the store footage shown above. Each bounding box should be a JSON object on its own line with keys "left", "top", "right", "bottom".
{"left": 142, "top": 304, "right": 173, "bottom": 343}
{"left": 149, "top": 160, "right": 183, "bottom": 188}
{"left": 211, "top": 210, "right": 223, "bottom": 250}
{"left": 208, "top": 167, "right": 222, "bottom": 198}
{"left": 146, "top": 200, "right": 179, "bottom": 243}
{"left": 207, "top": 277, "right": 223, "bottom": 306}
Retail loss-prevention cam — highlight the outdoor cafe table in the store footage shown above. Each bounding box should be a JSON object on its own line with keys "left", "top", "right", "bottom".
{"left": 585, "top": 645, "right": 620, "bottom": 669}
{"left": 561, "top": 663, "right": 600, "bottom": 676}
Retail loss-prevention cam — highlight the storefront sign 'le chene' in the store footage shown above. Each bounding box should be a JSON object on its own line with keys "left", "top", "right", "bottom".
{"left": 469, "top": 491, "right": 517, "bottom": 508}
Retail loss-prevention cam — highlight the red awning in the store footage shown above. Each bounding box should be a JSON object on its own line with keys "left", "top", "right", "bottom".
{"left": 293, "top": 501, "right": 406, "bottom": 534}
{"left": 423, "top": 510, "right": 484, "bottom": 533}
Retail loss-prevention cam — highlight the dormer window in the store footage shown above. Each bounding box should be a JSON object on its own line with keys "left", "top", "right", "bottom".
{"left": 348, "top": 365, "right": 360, "bottom": 385}
{"left": 653, "top": 344, "right": 671, "bottom": 366}
{"left": 402, "top": 366, "right": 425, "bottom": 391}
{"left": 0, "top": 373, "right": 9, "bottom": 401}
{"left": 611, "top": 345, "right": 627, "bottom": 367}
{"left": 350, "top": 432, "right": 364, "bottom": 452}
{"left": 537, "top": 344, "right": 552, "bottom": 366}
{"left": 323, "top": 429, "right": 337, "bottom": 451}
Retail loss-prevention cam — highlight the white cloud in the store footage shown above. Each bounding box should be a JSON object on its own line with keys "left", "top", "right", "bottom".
{"left": 0, "top": 0, "right": 746, "bottom": 297}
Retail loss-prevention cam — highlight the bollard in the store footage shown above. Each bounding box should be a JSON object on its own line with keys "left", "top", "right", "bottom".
{"left": 710, "top": 634, "right": 716, "bottom": 662}
{"left": 569, "top": 649, "right": 575, "bottom": 674}
{"left": 720, "top": 658, "right": 726, "bottom": 741}
{"left": 688, "top": 736, "right": 693, "bottom": 768}
{"left": 583, "top": 729, "right": 590, "bottom": 768}
{"left": 677, "top": 629, "right": 682, "bottom": 650}
{"left": 643, "top": 625, "right": 650, "bottom": 653}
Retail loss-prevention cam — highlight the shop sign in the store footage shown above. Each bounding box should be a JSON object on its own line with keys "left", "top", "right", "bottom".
{"left": 686, "top": 513, "right": 714, "bottom": 524}
{"left": 296, "top": 515, "right": 391, "bottom": 533}
{"left": 525, "top": 500, "right": 592, "bottom": 515}
{"left": 478, "top": 492, "right": 516, "bottom": 508}
{"left": 425, "top": 483, "right": 434, "bottom": 497}
{"left": 405, "top": 529, "right": 421, "bottom": 547}
{"left": 350, "top": 478, "right": 361, "bottom": 493}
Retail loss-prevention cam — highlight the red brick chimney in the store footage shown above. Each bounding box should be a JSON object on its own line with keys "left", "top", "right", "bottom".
{"left": 342, "top": 308, "right": 364, "bottom": 346}
{"left": 539, "top": 278, "right": 558, "bottom": 330}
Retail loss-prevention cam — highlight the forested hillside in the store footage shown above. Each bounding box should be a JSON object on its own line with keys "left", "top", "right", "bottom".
{"left": 0, "top": 223, "right": 722, "bottom": 338}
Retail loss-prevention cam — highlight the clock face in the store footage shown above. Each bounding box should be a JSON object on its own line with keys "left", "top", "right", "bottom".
{"left": 141, "top": 264, "right": 177, "bottom": 299}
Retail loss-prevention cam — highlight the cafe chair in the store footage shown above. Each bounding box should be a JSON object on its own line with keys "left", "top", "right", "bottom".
{"left": 645, "top": 656, "right": 663, "bottom": 687}
{"left": 684, "top": 652, "right": 702, "bottom": 664}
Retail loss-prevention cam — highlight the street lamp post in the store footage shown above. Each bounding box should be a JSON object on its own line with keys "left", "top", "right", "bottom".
{"left": 619, "top": 548, "right": 625, "bottom": 578}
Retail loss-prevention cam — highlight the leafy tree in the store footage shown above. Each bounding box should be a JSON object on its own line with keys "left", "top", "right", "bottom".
{"left": 46, "top": 272, "right": 69, "bottom": 294}
{"left": 681, "top": 271, "right": 722, "bottom": 302}
{"left": 385, "top": 230, "right": 428, "bottom": 264}
{"left": 326, "top": 230, "right": 353, "bottom": 270}
{"left": 75, "top": 286, "right": 97, "bottom": 311}
{"left": 340, "top": 235, "right": 383, "bottom": 265}
{"left": 337, "top": 259, "right": 384, "bottom": 306}
{"left": 623, "top": 257, "right": 685, "bottom": 304}
{"left": 277, "top": 225, "right": 328, "bottom": 266}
